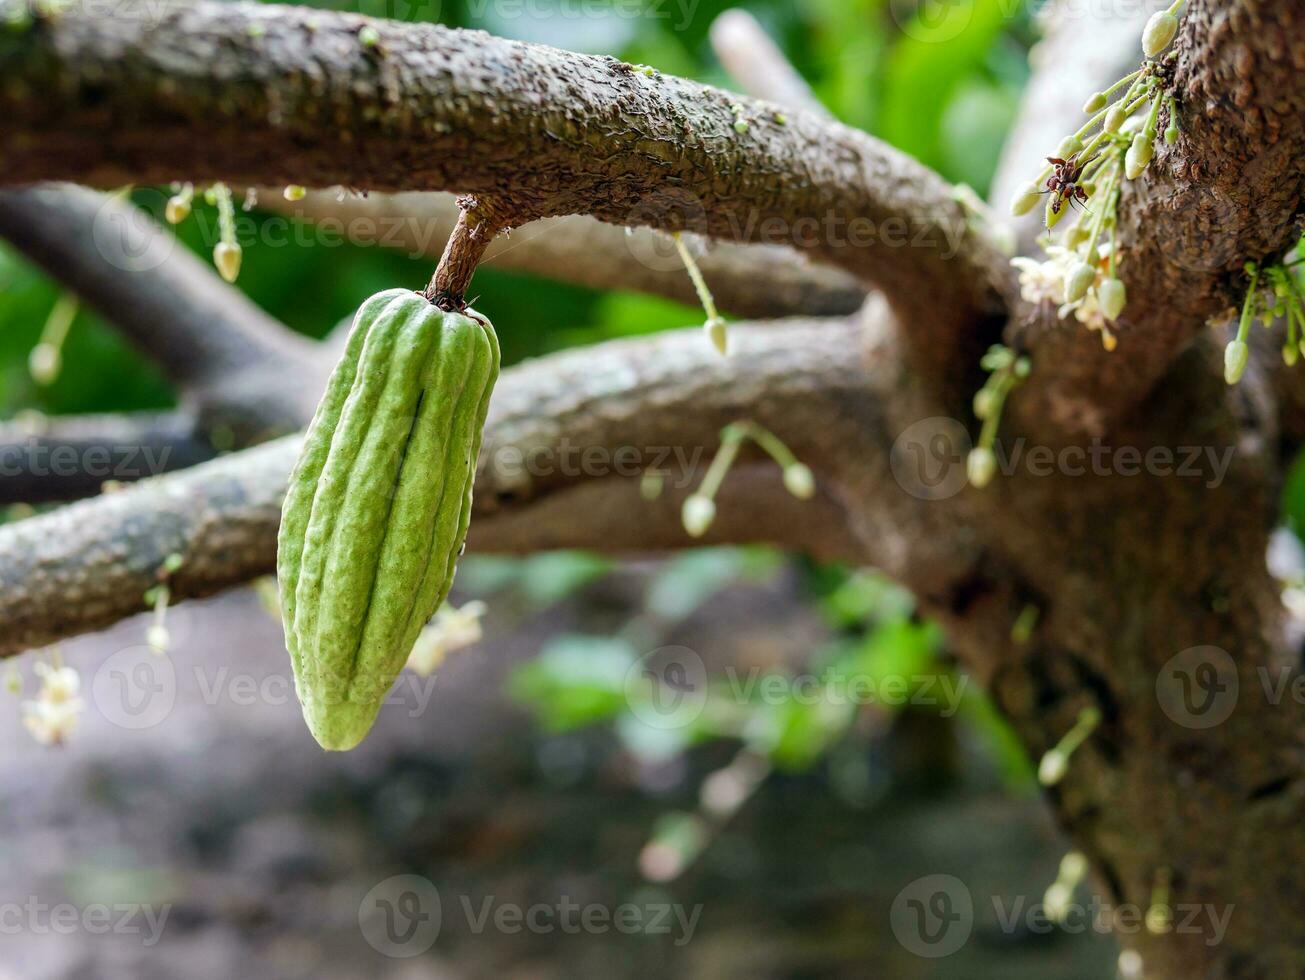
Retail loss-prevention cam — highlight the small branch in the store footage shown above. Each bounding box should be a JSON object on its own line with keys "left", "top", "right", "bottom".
{"left": 425, "top": 196, "right": 509, "bottom": 310}
{"left": 709, "top": 9, "right": 831, "bottom": 118}
{"left": 0, "top": 316, "right": 924, "bottom": 657}
{"left": 0, "top": 410, "right": 213, "bottom": 504}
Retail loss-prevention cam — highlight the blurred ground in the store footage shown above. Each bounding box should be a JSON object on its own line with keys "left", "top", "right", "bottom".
{"left": 0, "top": 566, "right": 1116, "bottom": 979}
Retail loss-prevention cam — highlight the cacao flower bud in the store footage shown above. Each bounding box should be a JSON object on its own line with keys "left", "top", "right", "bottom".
{"left": 782, "top": 463, "right": 815, "bottom": 500}
{"left": 1099, "top": 277, "right": 1127, "bottom": 320}
{"left": 1065, "top": 262, "right": 1096, "bottom": 304}
{"left": 1224, "top": 339, "right": 1249, "bottom": 385}
{"left": 967, "top": 447, "right": 997, "bottom": 488}
{"left": 682, "top": 494, "right": 716, "bottom": 538}
{"left": 1142, "top": 10, "right": 1178, "bottom": 57}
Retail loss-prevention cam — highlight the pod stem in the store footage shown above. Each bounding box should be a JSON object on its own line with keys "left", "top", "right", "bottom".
{"left": 426, "top": 195, "right": 509, "bottom": 311}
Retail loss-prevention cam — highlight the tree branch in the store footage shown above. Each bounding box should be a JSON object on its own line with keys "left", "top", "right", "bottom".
{"left": 0, "top": 316, "right": 932, "bottom": 657}
{"left": 258, "top": 191, "right": 866, "bottom": 319}
{"left": 0, "top": 0, "right": 1011, "bottom": 394}
{"left": 0, "top": 410, "right": 212, "bottom": 504}
{"left": 425, "top": 195, "right": 508, "bottom": 309}
{"left": 1007, "top": 0, "right": 1305, "bottom": 438}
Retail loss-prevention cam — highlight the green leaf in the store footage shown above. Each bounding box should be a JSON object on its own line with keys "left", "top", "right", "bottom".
{"left": 506, "top": 634, "right": 635, "bottom": 731}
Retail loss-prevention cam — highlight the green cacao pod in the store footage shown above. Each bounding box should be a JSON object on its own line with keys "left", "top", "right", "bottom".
{"left": 277, "top": 288, "right": 499, "bottom": 750}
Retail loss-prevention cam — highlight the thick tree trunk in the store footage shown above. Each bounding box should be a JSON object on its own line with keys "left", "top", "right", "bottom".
{"left": 893, "top": 347, "right": 1305, "bottom": 977}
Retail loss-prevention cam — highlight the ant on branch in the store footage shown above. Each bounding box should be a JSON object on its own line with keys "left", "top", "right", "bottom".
{"left": 1043, "top": 152, "right": 1098, "bottom": 219}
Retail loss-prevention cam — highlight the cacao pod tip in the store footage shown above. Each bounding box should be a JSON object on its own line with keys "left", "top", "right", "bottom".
{"left": 304, "top": 697, "right": 382, "bottom": 752}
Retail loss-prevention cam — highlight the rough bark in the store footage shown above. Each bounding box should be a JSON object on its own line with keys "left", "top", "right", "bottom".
{"left": 935, "top": 345, "right": 1305, "bottom": 977}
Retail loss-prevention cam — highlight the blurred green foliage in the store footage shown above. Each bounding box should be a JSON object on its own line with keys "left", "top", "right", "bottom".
{"left": 496, "top": 555, "right": 1033, "bottom": 787}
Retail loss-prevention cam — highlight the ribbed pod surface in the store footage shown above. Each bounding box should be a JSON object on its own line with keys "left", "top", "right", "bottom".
{"left": 277, "top": 289, "right": 499, "bottom": 750}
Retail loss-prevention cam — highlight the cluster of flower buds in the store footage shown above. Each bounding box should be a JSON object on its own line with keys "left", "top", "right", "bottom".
{"left": 1224, "top": 244, "right": 1305, "bottom": 384}
{"left": 967, "top": 344, "right": 1030, "bottom": 489}
{"left": 1008, "top": 1, "right": 1186, "bottom": 348}
{"left": 680, "top": 421, "right": 815, "bottom": 538}
{"left": 20, "top": 655, "right": 84, "bottom": 748}
{"left": 165, "top": 181, "right": 308, "bottom": 283}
